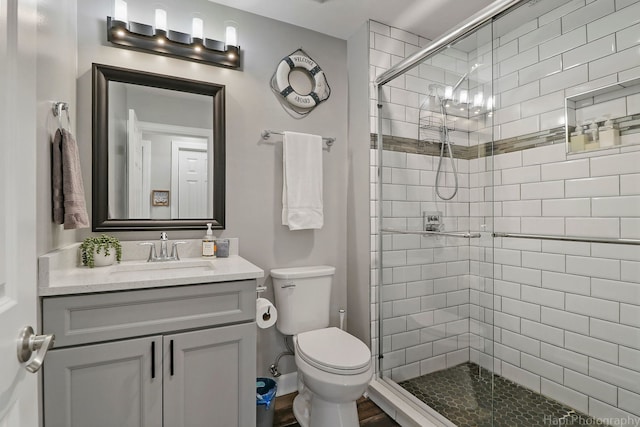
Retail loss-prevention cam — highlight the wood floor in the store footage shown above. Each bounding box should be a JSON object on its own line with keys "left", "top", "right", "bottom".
{"left": 273, "top": 392, "right": 400, "bottom": 427}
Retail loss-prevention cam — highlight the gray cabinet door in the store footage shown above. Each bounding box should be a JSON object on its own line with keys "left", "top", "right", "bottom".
{"left": 163, "top": 323, "right": 257, "bottom": 427}
{"left": 43, "top": 336, "right": 163, "bottom": 427}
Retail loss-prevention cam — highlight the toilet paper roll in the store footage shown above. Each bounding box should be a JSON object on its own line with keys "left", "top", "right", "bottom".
{"left": 256, "top": 297, "right": 278, "bottom": 329}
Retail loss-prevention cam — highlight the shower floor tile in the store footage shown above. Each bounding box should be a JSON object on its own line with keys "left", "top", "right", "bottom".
{"left": 399, "top": 362, "right": 597, "bottom": 427}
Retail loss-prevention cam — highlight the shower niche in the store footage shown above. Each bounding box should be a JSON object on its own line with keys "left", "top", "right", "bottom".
{"left": 566, "top": 77, "right": 640, "bottom": 154}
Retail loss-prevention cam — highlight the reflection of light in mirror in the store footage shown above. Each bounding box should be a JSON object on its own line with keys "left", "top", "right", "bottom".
{"left": 192, "top": 17, "right": 204, "bottom": 39}
{"left": 459, "top": 90, "right": 468, "bottom": 104}
{"left": 157, "top": 38, "right": 165, "bottom": 45}
{"left": 116, "top": 29, "right": 125, "bottom": 37}
{"left": 486, "top": 96, "right": 494, "bottom": 111}
{"left": 444, "top": 86, "right": 453, "bottom": 99}
{"left": 194, "top": 46, "right": 202, "bottom": 52}
{"left": 155, "top": 9, "right": 167, "bottom": 31}
{"left": 473, "top": 93, "right": 484, "bottom": 108}
{"left": 114, "top": 0, "right": 127, "bottom": 22}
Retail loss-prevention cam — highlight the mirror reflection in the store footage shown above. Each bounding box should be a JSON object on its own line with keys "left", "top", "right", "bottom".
{"left": 108, "top": 83, "right": 214, "bottom": 220}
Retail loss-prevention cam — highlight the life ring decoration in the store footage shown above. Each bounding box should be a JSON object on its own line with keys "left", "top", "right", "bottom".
{"left": 271, "top": 49, "right": 331, "bottom": 117}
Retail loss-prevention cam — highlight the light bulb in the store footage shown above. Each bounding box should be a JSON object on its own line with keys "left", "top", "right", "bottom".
{"left": 225, "top": 21, "right": 238, "bottom": 47}
{"left": 155, "top": 9, "right": 167, "bottom": 31}
{"left": 192, "top": 17, "right": 204, "bottom": 39}
{"left": 473, "top": 93, "right": 484, "bottom": 108}
{"left": 444, "top": 86, "right": 453, "bottom": 100}
{"left": 114, "top": 0, "right": 127, "bottom": 22}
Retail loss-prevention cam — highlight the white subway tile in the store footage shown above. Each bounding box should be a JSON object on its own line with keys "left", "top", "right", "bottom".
{"left": 494, "top": 249, "right": 522, "bottom": 267}
{"left": 542, "top": 240, "right": 591, "bottom": 256}
{"left": 501, "top": 81, "right": 540, "bottom": 107}
{"left": 406, "top": 342, "right": 433, "bottom": 364}
{"left": 622, "top": 218, "right": 640, "bottom": 239}
{"left": 522, "top": 251, "right": 566, "bottom": 273}
{"left": 620, "top": 260, "right": 640, "bottom": 283}
{"left": 521, "top": 319, "right": 565, "bottom": 346}
{"left": 562, "top": 0, "right": 616, "bottom": 33}
{"left": 392, "top": 297, "right": 421, "bottom": 316}
{"left": 542, "top": 306, "right": 590, "bottom": 334}
{"left": 566, "top": 176, "right": 620, "bottom": 197}
{"left": 621, "top": 303, "right": 640, "bottom": 328}
{"left": 565, "top": 369, "right": 618, "bottom": 406}
{"left": 566, "top": 218, "right": 620, "bottom": 238}
{"left": 494, "top": 342, "right": 521, "bottom": 366}
{"left": 544, "top": 198, "right": 591, "bottom": 217}
{"left": 542, "top": 271, "right": 590, "bottom": 295}
{"left": 541, "top": 379, "right": 589, "bottom": 414}
{"left": 494, "top": 311, "right": 521, "bottom": 333}
{"left": 590, "top": 46, "right": 640, "bottom": 80}
{"left": 588, "top": 1, "right": 640, "bottom": 41}
{"left": 540, "top": 109, "right": 567, "bottom": 130}
{"left": 406, "top": 153, "right": 433, "bottom": 170}
{"left": 590, "top": 357, "right": 640, "bottom": 394}
{"left": 503, "top": 200, "right": 542, "bottom": 217}
{"left": 391, "top": 330, "right": 421, "bottom": 350}
{"left": 521, "top": 20, "right": 562, "bottom": 52}
{"left": 382, "top": 316, "right": 407, "bottom": 335}
{"left": 501, "top": 116, "right": 540, "bottom": 140}
{"left": 621, "top": 174, "right": 640, "bottom": 196}
{"left": 502, "top": 165, "right": 541, "bottom": 184}
{"left": 500, "top": 47, "right": 539, "bottom": 77}
{"left": 382, "top": 151, "right": 407, "bottom": 168}
{"left": 503, "top": 265, "right": 543, "bottom": 287}
{"left": 591, "top": 318, "right": 640, "bottom": 349}
{"left": 566, "top": 255, "right": 620, "bottom": 279}
{"left": 391, "top": 363, "right": 420, "bottom": 382}
{"left": 502, "top": 297, "right": 542, "bottom": 322}
{"left": 522, "top": 217, "right": 565, "bottom": 235}
{"left": 433, "top": 336, "right": 458, "bottom": 356}
{"left": 565, "top": 331, "right": 619, "bottom": 363}
{"left": 391, "top": 201, "right": 421, "bottom": 217}
{"left": 522, "top": 181, "right": 565, "bottom": 199}
{"left": 567, "top": 294, "right": 620, "bottom": 321}
{"left": 618, "top": 389, "right": 640, "bottom": 419}
{"left": 539, "top": 0, "right": 586, "bottom": 26}
{"left": 619, "top": 346, "right": 640, "bottom": 373}
{"left": 542, "top": 159, "right": 590, "bottom": 181}
{"left": 593, "top": 195, "right": 640, "bottom": 216}
{"left": 522, "top": 353, "right": 564, "bottom": 384}
{"left": 542, "top": 65, "right": 588, "bottom": 96}
{"left": 563, "top": 34, "right": 616, "bottom": 70}
{"left": 494, "top": 104, "right": 521, "bottom": 125}
{"left": 390, "top": 27, "right": 419, "bottom": 46}
{"left": 392, "top": 234, "right": 421, "bottom": 250}
{"left": 522, "top": 91, "right": 566, "bottom": 119}
{"left": 421, "top": 294, "right": 447, "bottom": 311}
{"left": 592, "top": 278, "right": 640, "bottom": 304}
{"left": 541, "top": 342, "right": 589, "bottom": 375}
{"left": 617, "top": 22, "right": 640, "bottom": 51}
{"left": 370, "top": 21, "right": 391, "bottom": 36}
{"left": 589, "top": 397, "right": 640, "bottom": 425}
{"left": 501, "top": 362, "right": 541, "bottom": 392}
{"left": 493, "top": 151, "right": 523, "bottom": 170}
{"left": 518, "top": 55, "right": 564, "bottom": 87}
{"left": 522, "top": 285, "right": 566, "bottom": 310}
{"left": 420, "top": 354, "right": 446, "bottom": 375}
{"left": 522, "top": 144, "right": 567, "bottom": 166}
{"left": 540, "top": 26, "right": 587, "bottom": 62}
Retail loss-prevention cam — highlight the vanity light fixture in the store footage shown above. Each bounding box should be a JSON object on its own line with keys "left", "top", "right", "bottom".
{"left": 107, "top": 1, "right": 241, "bottom": 69}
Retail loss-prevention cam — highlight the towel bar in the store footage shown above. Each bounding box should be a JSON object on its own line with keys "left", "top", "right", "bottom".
{"left": 261, "top": 130, "right": 335, "bottom": 147}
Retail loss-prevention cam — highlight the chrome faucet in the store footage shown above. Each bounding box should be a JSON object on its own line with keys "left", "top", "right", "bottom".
{"left": 139, "top": 232, "right": 187, "bottom": 262}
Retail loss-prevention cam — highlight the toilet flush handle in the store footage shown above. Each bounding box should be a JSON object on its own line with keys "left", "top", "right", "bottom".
{"left": 339, "top": 309, "right": 345, "bottom": 330}
{"left": 281, "top": 281, "right": 296, "bottom": 288}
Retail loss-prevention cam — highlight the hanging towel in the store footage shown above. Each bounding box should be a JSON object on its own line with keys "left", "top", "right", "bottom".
{"left": 282, "top": 131, "right": 323, "bottom": 230}
{"left": 52, "top": 129, "right": 90, "bottom": 229}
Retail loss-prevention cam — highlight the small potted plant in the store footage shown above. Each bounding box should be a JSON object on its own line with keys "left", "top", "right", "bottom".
{"left": 80, "top": 234, "right": 122, "bottom": 268}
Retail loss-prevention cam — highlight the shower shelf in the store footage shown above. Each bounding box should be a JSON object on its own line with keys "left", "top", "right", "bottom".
{"left": 381, "top": 228, "right": 481, "bottom": 239}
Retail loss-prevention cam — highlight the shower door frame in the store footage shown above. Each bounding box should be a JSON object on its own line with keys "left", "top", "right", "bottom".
{"left": 372, "top": 0, "right": 526, "bottom": 424}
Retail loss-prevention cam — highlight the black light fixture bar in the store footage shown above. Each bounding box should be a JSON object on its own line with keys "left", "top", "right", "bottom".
{"left": 107, "top": 17, "right": 241, "bottom": 69}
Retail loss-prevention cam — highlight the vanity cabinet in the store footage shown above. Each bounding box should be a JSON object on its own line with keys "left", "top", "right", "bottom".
{"left": 41, "top": 280, "right": 257, "bottom": 427}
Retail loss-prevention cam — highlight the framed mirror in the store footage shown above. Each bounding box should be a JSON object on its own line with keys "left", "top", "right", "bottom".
{"left": 92, "top": 63, "right": 225, "bottom": 231}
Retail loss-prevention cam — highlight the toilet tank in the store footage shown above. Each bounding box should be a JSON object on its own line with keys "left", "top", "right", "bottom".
{"left": 271, "top": 265, "right": 335, "bottom": 336}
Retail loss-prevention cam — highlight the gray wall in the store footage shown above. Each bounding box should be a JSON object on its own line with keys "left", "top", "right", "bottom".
{"left": 74, "top": 0, "right": 349, "bottom": 377}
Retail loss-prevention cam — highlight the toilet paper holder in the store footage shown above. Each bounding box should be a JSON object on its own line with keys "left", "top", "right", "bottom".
{"left": 256, "top": 286, "right": 272, "bottom": 322}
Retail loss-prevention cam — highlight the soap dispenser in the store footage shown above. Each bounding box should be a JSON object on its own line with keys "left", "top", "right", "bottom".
{"left": 202, "top": 223, "right": 216, "bottom": 257}
{"left": 569, "top": 125, "right": 588, "bottom": 152}
{"left": 585, "top": 121, "right": 600, "bottom": 150}
{"left": 599, "top": 116, "right": 620, "bottom": 148}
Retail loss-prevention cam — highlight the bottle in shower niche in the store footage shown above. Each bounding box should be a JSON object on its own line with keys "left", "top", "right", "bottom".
{"left": 599, "top": 117, "right": 620, "bottom": 148}
{"left": 585, "top": 121, "right": 600, "bottom": 150}
{"left": 202, "top": 223, "right": 216, "bottom": 257}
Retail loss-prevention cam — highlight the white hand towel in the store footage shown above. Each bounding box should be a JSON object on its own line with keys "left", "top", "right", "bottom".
{"left": 282, "top": 131, "right": 323, "bottom": 230}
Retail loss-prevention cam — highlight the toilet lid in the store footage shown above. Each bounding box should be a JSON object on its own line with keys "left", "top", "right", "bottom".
{"left": 296, "top": 328, "right": 371, "bottom": 375}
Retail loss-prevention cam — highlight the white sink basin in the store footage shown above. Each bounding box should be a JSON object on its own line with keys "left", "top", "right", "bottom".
{"left": 111, "top": 259, "right": 214, "bottom": 275}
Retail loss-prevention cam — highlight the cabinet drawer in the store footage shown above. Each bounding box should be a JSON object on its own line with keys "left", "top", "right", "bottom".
{"left": 42, "top": 280, "right": 256, "bottom": 347}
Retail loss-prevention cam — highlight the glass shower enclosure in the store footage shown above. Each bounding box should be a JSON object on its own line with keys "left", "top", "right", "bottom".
{"left": 373, "top": 0, "right": 640, "bottom": 426}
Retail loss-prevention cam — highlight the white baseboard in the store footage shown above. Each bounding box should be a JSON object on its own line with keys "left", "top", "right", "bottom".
{"left": 274, "top": 371, "right": 298, "bottom": 397}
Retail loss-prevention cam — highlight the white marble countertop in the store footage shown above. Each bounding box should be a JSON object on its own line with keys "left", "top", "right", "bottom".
{"left": 39, "top": 239, "right": 264, "bottom": 296}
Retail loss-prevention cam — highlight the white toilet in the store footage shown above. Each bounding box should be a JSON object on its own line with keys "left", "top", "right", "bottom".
{"left": 271, "top": 265, "right": 373, "bottom": 427}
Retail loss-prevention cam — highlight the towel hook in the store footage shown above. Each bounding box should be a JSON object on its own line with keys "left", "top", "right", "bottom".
{"left": 52, "top": 102, "right": 70, "bottom": 131}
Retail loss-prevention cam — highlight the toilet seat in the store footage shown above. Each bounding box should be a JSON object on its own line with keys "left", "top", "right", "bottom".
{"left": 296, "top": 327, "right": 371, "bottom": 375}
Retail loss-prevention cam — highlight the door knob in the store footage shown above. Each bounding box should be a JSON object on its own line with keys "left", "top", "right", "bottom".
{"left": 17, "top": 326, "right": 55, "bottom": 373}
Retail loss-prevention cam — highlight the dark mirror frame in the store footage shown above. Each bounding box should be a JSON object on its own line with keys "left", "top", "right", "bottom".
{"left": 92, "top": 63, "right": 225, "bottom": 231}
